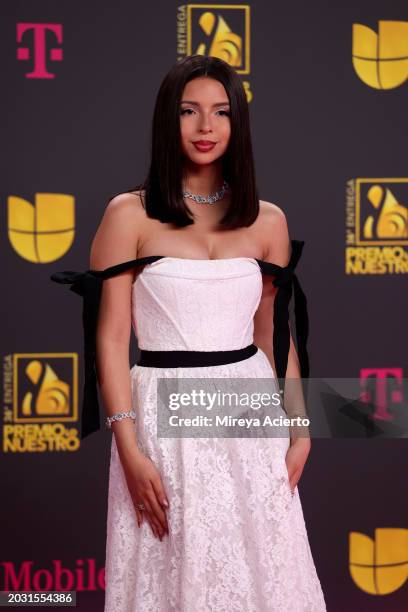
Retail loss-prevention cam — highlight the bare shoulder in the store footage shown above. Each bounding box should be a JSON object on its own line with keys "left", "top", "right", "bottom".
{"left": 258, "top": 199, "right": 287, "bottom": 225}
{"left": 89, "top": 190, "right": 146, "bottom": 269}
{"left": 257, "top": 200, "right": 290, "bottom": 266}
{"left": 106, "top": 189, "right": 146, "bottom": 217}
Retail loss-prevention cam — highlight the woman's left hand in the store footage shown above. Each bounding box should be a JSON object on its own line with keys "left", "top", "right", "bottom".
{"left": 285, "top": 438, "right": 311, "bottom": 494}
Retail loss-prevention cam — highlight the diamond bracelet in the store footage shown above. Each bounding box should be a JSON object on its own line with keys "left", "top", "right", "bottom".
{"left": 106, "top": 410, "right": 137, "bottom": 429}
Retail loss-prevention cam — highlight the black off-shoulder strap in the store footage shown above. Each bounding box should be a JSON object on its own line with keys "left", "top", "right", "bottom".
{"left": 50, "top": 255, "right": 164, "bottom": 439}
{"left": 256, "top": 239, "right": 310, "bottom": 388}
{"left": 50, "top": 240, "right": 309, "bottom": 440}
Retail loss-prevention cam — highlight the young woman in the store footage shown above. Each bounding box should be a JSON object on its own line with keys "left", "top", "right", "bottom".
{"left": 53, "top": 54, "right": 326, "bottom": 611}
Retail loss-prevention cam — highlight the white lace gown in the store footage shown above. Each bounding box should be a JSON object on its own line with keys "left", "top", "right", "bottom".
{"left": 103, "top": 257, "right": 327, "bottom": 612}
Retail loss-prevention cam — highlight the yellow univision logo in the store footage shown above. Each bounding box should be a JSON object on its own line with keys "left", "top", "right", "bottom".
{"left": 352, "top": 20, "right": 408, "bottom": 89}
{"left": 349, "top": 528, "right": 408, "bottom": 594}
{"left": 8, "top": 192, "right": 75, "bottom": 263}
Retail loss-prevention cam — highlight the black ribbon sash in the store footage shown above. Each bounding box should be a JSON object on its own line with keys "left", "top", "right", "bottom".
{"left": 256, "top": 238, "right": 310, "bottom": 381}
{"left": 50, "top": 240, "right": 309, "bottom": 440}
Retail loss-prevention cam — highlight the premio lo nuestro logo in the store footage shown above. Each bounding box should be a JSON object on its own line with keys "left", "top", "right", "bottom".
{"left": 177, "top": 4, "right": 252, "bottom": 101}
{"left": 345, "top": 178, "right": 408, "bottom": 275}
{"left": 2, "top": 353, "right": 80, "bottom": 452}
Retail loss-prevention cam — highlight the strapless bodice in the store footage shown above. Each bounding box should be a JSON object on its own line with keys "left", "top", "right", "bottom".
{"left": 50, "top": 238, "right": 309, "bottom": 438}
{"left": 132, "top": 257, "right": 262, "bottom": 351}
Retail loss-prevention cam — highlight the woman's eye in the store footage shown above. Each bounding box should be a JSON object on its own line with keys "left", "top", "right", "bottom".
{"left": 180, "top": 109, "right": 230, "bottom": 116}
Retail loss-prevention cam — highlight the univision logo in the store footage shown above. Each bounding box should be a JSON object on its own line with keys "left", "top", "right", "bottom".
{"left": 349, "top": 528, "right": 408, "bottom": 594}
{"left": 352, "top": 20, "right": 408, "bottom": 89}
{"left": 7, "top": 193, "right": 75, "bottom": 263}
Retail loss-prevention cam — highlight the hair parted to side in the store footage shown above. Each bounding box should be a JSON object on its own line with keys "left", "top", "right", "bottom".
{"left": 112, "top": 54, "right": 260, "bottom": 229}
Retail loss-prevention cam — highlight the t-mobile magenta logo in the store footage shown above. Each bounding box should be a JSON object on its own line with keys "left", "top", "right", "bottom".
{"left": 16, "top": 23, "right": 63, "bottom": 78}
{"left": 360, "top": 367, "right": 404, "bottom": 421}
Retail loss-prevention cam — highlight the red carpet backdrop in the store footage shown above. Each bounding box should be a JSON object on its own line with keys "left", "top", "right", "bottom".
{"left": 1, "top": 1, "right": 407, "bottom": 610}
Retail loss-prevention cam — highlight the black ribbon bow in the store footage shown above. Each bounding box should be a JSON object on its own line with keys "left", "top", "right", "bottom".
{"left": 50, "top": 269, "right": 104, "bottom": 439}
{"left": 256, "top": 239, "right": 310, "bottom": 386}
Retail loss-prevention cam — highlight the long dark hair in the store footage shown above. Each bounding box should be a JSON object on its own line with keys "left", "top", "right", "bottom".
{"left": 113, "top": 54, "right": 260, "bottom": 229}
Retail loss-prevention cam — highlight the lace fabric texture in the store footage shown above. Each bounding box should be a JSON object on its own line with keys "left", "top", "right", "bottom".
{"left": 104, "top": 258, "right": 326, "bottom": 611}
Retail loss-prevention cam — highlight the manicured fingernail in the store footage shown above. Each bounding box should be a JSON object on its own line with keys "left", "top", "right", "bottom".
{"left": 162, "top": 499, "right": 169, "bottom": 507}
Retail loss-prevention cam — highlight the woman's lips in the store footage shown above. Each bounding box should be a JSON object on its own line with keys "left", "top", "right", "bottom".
{"left": 193, "top": 141, "right": 216, "bottom": 152}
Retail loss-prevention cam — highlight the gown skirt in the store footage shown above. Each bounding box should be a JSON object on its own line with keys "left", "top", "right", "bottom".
{"left": 103, "top": 256, "right": 327, "bottom": 612}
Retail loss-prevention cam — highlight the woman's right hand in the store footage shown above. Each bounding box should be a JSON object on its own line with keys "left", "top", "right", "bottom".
{"left": 121, "top": 450, "right": 170, "bottom": 540}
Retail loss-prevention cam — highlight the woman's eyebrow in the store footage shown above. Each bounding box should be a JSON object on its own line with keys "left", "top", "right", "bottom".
{"left": 180, "top": 100, "right": 230, "bottom": 107}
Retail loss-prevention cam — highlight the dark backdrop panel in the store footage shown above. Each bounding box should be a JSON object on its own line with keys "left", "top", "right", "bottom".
{"left": 1, "top": 1, "right": 407, "bottom": 610}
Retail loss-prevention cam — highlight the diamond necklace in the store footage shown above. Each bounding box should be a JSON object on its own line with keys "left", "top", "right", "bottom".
{"left": 182, "top": 179, "right": 229, "bottom": 204}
